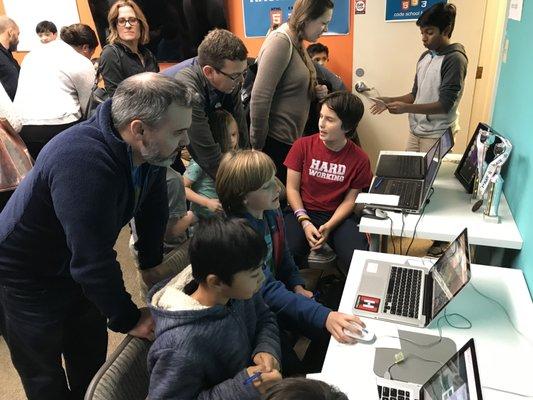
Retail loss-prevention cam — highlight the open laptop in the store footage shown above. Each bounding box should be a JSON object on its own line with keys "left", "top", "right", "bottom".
{"left": 368, "top": 139, "right": 440, "bottom": 213}
{"left": 375, "top": 129, "right": 453, "bottom": 179}
{"left": 376, "top": 338, "right": 483, "bottom": 400}
{"left": 353, "top": 228, "right": 470, "bottom": 328}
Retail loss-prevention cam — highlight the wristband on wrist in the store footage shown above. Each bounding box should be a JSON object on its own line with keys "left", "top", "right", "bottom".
{"left": 294, "top": 208, "right": 308, "bottom": 218}
{"left": 297, "top": 215, "right": 311, "bottom": 223}
{"left": 302, "top": 220, "right": 312, "bottom": 229}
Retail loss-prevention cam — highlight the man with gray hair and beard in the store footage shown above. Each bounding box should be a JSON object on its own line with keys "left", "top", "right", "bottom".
{"left": 0, "top": 72, "right": 192, "bottom": 400}
{"left": 0, "top": 16, "right": 20, "bottom": 100}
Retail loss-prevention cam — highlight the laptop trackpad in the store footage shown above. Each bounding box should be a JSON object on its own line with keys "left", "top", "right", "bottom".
{"left": 358, "top": 261, "right": 389, "bottom": 300}
{"left": 373, "top": 331, "right": 456, "bottom": 385}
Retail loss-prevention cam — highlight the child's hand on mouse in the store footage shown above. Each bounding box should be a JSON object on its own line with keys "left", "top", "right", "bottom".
{"left": 325, "top": 311, "right": 366, "bottom": 344}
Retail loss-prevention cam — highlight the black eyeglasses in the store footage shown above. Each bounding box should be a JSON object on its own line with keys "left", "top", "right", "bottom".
{"left": 213, "top": 67, "right": 247, "bottom": 83}
{"left": 117, "top": 17, "right": 139, "bottom": 27}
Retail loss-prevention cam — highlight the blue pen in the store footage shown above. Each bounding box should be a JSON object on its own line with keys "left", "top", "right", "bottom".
{"left": 374, "top": 177, "right": 383, "bottom": 189}
{"left": 243, "top": 371, "right": 262, "bottom": 385}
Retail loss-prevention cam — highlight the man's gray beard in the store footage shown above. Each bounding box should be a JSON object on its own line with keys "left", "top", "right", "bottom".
{"left": 141, "top": 142, "right": 175, "bottom": 167}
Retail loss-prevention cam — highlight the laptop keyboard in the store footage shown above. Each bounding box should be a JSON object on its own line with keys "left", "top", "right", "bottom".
{"left": 378, "top": 385, "right": 411, "bottom": 400}
{"left": 384, "top": 266, "right": 422, "bottom": 319}
{"left": 383, "top": 180, "right": 423, "bottom": 209}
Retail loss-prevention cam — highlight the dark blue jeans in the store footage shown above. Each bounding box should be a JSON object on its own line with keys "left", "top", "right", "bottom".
{"left": 284, "top": 210, "right": 368, "bottom": 275}
{"left": 0, "top": 284, "right": 107, "bottom": 400}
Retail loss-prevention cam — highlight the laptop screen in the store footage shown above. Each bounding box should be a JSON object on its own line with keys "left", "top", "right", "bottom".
{"left": 439, "top": 129, "right": 454, "bottom": 159}
{"left": 424, "top": 139, "right": 441, "bottom": 191}
{"left": 430, "top": 229, "right": 470, "bottom": 320}
{"left": 421, "top": 339, "right": 483, "bottom": 400}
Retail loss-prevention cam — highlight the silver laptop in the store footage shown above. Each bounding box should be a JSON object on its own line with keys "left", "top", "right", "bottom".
{"left": 376, "top": 338, "right": 483, "bottom": 400}
{"left": 353, "top": 229, "right": 470, "bottom": 328}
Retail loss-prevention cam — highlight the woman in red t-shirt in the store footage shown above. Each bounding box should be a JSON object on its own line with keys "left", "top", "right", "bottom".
{"left": 284, "top": 91, "right": 373, "bottom": 274}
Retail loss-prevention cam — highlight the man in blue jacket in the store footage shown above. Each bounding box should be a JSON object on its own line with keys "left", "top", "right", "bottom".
{"left": 0, "top": 72, "right": 192, "bottom": 400}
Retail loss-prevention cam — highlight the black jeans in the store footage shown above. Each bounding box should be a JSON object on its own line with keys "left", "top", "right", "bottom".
{"left": 0, "top": 284, "right": 108, "bottom": 400}
{"left": 284, "top": 210, "right": 368, "bottom": 275}
{"left": 263, "top": 136, "right": 293, "bottom": 186}
{"left": 19, "top": 121, "right": 78, "bottom": 161}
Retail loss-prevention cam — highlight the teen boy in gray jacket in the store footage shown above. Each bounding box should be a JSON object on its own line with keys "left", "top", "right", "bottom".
{"left": 147, "top": 217, "right": 281, "bottom": 400}
{"left": 371, "top": 2, "right": 468, "bottom": 152}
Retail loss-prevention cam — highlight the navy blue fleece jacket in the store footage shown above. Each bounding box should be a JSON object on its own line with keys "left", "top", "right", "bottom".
{"left": 147, "top": 267, "right": 281, "bottom": 400}
{"left": 0, "top": 100, "right": 167, "bottom": 332}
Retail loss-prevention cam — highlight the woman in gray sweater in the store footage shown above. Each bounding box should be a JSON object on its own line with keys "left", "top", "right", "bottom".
{"left": 250, "top": 0, "right": 333, "bottom": 184}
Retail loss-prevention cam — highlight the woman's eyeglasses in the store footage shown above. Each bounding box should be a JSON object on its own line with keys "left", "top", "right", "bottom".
{"left": 117, "top": 17, "right": 139, "bottom": 27}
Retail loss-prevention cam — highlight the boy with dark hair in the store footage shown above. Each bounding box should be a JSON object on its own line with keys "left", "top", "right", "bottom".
{"left": 147, "top": 217, "right": 282, "bottom": 399}
{"left": 371, "top": 2, "right": 467, "bottom": 153}
{"left": 307, "top": 42, "right": 329, "bottom": 65}
{"left": 285, "top": 91, "right": 373, "bottom": 275}
{"left": 263, "top": 377, "right": 348, "bottom": 400}
{"left": 35, "top": 20, "right": 57, "bottom": 44}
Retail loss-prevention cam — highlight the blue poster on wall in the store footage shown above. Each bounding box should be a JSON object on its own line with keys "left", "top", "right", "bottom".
{"left": 386, "top": 0, "right": 447, "bottom": 22}
{"left": 243, "top": 0, "right": 349, "bottom": 38}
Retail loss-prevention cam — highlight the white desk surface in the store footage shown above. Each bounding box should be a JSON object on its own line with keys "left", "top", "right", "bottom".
{"left": 360, "top": 155, "right": 523, "bottom": 250}
{"left": 311, "top": 250, "right": 533, "bottom": 400}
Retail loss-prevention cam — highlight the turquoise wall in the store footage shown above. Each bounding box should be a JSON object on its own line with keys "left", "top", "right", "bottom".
{"left": 492, "top": 1, "right": 533, "bottom": 295}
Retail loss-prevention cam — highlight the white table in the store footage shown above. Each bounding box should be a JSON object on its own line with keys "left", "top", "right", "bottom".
{"left": 309, "top": 250, "right": 533, "bottom": 400}
{"left": 360, "top": 155, "right": 523, "bottom": 261}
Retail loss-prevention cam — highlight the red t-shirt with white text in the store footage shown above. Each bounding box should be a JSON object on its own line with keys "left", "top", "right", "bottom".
{"left": 284, "top": 134, "right": 373, "bottom": 212}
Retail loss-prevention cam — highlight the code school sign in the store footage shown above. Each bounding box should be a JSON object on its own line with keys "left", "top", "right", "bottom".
{"left": 243, "top": 0, "right": 349, "bottom": 37}
{"left": 386, "top": 0, "right": 447, "bottom": 22}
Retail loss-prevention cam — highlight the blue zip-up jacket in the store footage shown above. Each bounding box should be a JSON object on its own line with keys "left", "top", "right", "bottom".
{"left": 241, "top": 209, "right": 331, "bottom": 335}
{"left": 147, "top": 266, "right": 281, "bottom": 400}
{"left": 0, "top": 100, "right": 168, "bottom": 333}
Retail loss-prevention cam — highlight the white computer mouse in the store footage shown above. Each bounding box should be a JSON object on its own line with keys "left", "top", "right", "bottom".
{"left": 343, "top": 323, "right": 376, "bottom": 343}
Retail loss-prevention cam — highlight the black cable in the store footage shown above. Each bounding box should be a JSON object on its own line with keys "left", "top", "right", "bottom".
{"left": 400, "top": 211, "right": 406, "bottom": 255}
{"left": 405, "top": 187, "right": 434, "bottom": 255}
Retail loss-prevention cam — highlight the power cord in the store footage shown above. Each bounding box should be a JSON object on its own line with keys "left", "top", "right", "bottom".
{"left": 470, "top": 281, "right": 533, "bottom": 347}
{"left": 382, "top": 309, "right": 471, "bottom": 381}
{"left": 405, "top": 187, "right": 434, "bottom": 255}
{"left": 400, "top": 211, "right": 406, "bottom": 255}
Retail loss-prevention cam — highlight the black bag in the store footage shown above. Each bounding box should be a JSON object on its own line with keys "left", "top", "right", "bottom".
{"left": 84, "top": 78, "right": 108, "bottom": 120}
{"left": 241, "top": 60, "right": 257, "bottom": 127}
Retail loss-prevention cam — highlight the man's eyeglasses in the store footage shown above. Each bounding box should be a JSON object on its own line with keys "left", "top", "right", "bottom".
{"left": 214, "top": 67, "right": 247, "bottom": 83}
{"left": 117, "top": 17, "right": 139, "bottom": 27}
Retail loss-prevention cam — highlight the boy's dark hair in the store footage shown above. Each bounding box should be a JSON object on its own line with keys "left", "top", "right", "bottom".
{"left": 36, "top": 20, "right": 57, "bottom": 34}
{"left": 307, "top": 43, "right": 329, "bottom": 58}
{"left": 321, "top": 91, "right": 364, "bottom": 138}
{"left": 263, "top": 378, "right": 348, "bottom": 400}
{"left": 60, "top": 24, "right": 98, "bottom": 50}
{"left": 189, "top": 216, "right": 267, "bottom": 286}
{"left": 198, "top": 29, "right": 248, "bottom": 70}
{"left": 416, "top": 2, "right": 457, "bottom": 38}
